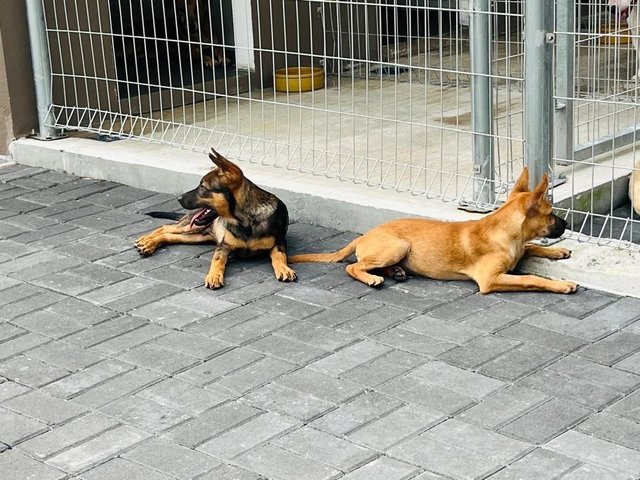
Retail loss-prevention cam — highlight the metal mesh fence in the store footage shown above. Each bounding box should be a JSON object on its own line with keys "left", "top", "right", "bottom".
{"left": 38, "top": 0, "right": 640, "bottom": 247}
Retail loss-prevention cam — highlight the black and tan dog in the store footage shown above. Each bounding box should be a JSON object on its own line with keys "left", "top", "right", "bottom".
{"left": 289, "top": 168, "right": 577, "bottom": 294}
{"left": 135, "top": 148, "right": 296, "bottom": 288}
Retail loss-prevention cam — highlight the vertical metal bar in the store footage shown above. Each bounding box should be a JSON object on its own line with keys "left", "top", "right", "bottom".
{"left": 554, "top": 0, "right": 574, "bottom": 167}
{"left": 524, "top": 0, "right": 554, "bottom": 189}
{"left": 25, "top": 0, "right": 60, "bottom": 139}
{"left": 470, "top": 0, "right": 494, "bottom": 205}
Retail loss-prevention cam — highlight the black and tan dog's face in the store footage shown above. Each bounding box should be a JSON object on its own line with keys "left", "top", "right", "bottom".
{"left": 178, "top": 150, "right": 244, "bottom": 225}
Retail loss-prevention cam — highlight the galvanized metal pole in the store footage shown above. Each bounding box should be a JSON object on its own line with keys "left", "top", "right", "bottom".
{"left": 470, "top": 0, "right": 494, "bottom": 206}
{"left": 25, "top": 0, "right": 60, "bottom": 139}
{"left": 554, "top": 0, "right": 575, "bottom": 167}
{"left": 524, "top": 0, "right": 554, "bottom": 189}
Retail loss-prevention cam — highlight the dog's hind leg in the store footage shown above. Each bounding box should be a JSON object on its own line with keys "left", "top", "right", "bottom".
{"left": 346, "top": 236, "right": 410, "bottom": 287}
{"left": 270, "top": 245, "right": 297, "bottom": 282}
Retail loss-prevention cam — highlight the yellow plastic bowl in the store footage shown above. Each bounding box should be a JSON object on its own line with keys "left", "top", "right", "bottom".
{"left": 601, "top": 24, "right": 630, "bottom": 45}
{"left": 274, "top": 67, "right": 324, "bottom": 92}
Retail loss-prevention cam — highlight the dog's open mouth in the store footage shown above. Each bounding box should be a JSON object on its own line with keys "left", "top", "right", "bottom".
{"left": 189, "top": 208, "right": 217, "bottom": 228}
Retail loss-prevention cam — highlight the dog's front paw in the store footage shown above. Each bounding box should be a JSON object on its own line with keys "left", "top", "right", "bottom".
{"left": 204, "top": 271, "right": 225, "bottom": 289}
{"left": 549, "top": 247, "right": 572, "bottom": 260}
{"left": 203, "top": 55, "right": 214, "bottom": 69}
{"left": 557, "top": 281, "right": 578, "bottom": 294}
{"left": 134, "top": 235, "right": 157, "bottom": 256}
{"left": 275, "top": 265, "right": 297, "bottom": 282}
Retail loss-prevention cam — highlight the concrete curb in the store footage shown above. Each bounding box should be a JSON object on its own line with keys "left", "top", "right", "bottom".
{"left": 9, "top": 137, "right": 640, "bottom": 298}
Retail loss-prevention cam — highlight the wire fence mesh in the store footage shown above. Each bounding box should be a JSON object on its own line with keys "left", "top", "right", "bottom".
{"left": 39, "top": 0, "right": 640, "bottom": 247}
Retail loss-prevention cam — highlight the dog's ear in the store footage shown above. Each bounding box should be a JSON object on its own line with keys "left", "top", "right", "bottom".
{"left": 209, "top": 148, "right": 244, "bottom": 182}
{"left": 525, "top": 173, "right": 549, "bottom": 215}
{"left": 510, "top": 167, "right": 530, "bottom": 197}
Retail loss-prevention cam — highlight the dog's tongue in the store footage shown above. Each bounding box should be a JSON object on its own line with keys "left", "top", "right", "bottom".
{"left": 189, "top": 208, "right": 210, "bottom": 228}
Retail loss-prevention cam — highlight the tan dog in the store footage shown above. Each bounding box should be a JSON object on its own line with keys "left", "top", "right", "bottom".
{"left": 289, "top": 168, "right": 577, "bottom": 294}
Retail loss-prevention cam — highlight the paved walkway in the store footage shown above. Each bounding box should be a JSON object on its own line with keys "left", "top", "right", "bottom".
{"left": 1, "top": 162, "right": 640, "bottom": 480}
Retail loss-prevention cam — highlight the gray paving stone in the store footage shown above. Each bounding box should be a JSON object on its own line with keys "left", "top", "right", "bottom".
{"left": 43, "top": 359, "right": 132, "bottom": 399}
{"left": 12, "top": 309, "right": 86, "bottom": 339}
{"left": 402, "top": 314, "right": 485, "bottom": 344}
{"left": 277, "top": 368, "right": 364, "bottom": 403}
{"left": 89, "top": 323, "right": 169, "bottom": 356}
{"left": 275, "top": 426, "right": 377, "bottom": 471}
{"left": 0, "top": 282, "right": 44, "bottom": 305}
{"left": 1, "top": 291, "right": 67, "bottom": 322}
{"left": 165, "top": 401, "right": 261, "bottom": 448}
{"left": 244, "top": 382, "right": 335, "bottom": 421}
{"left": 0, "top": 323, "right": 23, "bottom": 342}
{"left": 237, "top": 444, "right": 341, "bottom": 480}
{"left": 517, "top": 369, "right": 621, "bottom": 410}
{"left": 577, "top": 412, "right": 640, "bottom": 451}
{"left": 361, "top": 287, "right": 444, "bottom": 313}
{"left": 214, "top": 357, "right": 297, "bottom": 394}
{"left": 4, "top": 390, "right": 88, "bottom": 426}
{"left": 151, "top": 330, "right": 230, "bottom": 359}
{"left": 198, "top": 464, "right": 263, "bottom": 480}
{"left": 0, "top": 332, "right": 50, "bottom": 360}
{"left": 0, "top": 355, "right": 70, "bottom": 388}
{"left": 65, "top": 315, "right": 147, "bottom": 349}
{"left": 117, "top": 343, "right": 200, "bottom": 375}
{"left": 17, "top": 412, "right": 120, "bottom": 460}
{"left": 71, "top": 368, "right": 163, "bottom": 409}
{"left": 486, "top": 448, "right": 578, "bottom": 480}
{"left": 197, "top": 412, "right": 300, "bottom": 460}
{"left": 457, "top": 386, "right": 549, "bottom": 430}
{"left": 276, "top": 320, "right": 358, "bottom": 351}
{"left": 76, "top": 457, "right": 174, "bottom": 480}
{"left": 310, "top": 391, "right": 402, "bottom": 436}
{"left": 549, "top": 288, "right": 617, "bottom": 318}
{"left": 184, "top": 306, "right": 263, "bottom": 337}
{"left": 142, "top": 264, "right": 206, "bottom": 289}
{"left": 214, "top": 313, "right": 295, "bottom": 345}
{"left": 68, "top": 262, "right": 132, "bottom": 285}
{"left": 137, "top": 377, "right": 230, "bottom": 415}
{"left": 247, "top": 334, "right": 328, "bottom": 364}
{"left": 548, "top": 356, "right": 640, "bottom": 393}
{"left": 250, "top": 294, "right": 325, "bottom": 319}
{"left": 341, "top": 349, "right": 427, "bottom": 387}
{"left": 614, "top": 351, "right": 640, "bottom": 375}
{"left": 217, "top": 280, "right": 287, "bottom": 305}
{"left": 0, "top": 408, "right": 48, "bottom": 446}
{"left": 45, "top": 297, "right": 116, "bottom": 326}
{"left": 547, "top": 430, "right": 640, "bottom": 475}
{"left": 411, "top": 361, "right": 506, "bottom": 398}
{"left": 340, "top": 456, "right": 421, "bottom": 480}
{"left": 559, "top": 464, "right": 634, "bottom": 480}
{"left": 478, "top": 343, "right": 562, "bottom": 381}
{"left": 497, "top": 322, "right": 586, "bottom": 353}
{"left": 9, "top": 223, "right": 78, "bottom": 247}
{"left": 377, "top": 375, "right": 475, "bottom": 415}
{"left": 275, "top": 283, "right": 351, "bottom": 307}
{"left": 177, "top": 348, "right": 263, "bottom": 386}
{"left": 53, "top": 241, "right": 117, "bottom": 262}
{"left": 310, "top": 340, "right": 391, "bottom": 377}
{"left": 338, "top": 305, "right": 415, "bottom": 336}
{"left": 436, "top": 334, "right": 521, "bottom": 369}
{"left": 348, "top": 404, "right": 444, "bottom": 450}
{"left": 102, "top": 282, "right": 183, "bottom": 313}
{"left": 459, "top": 301, "right": 537, "bottom": 332}
{"left": 46, "top": 426, "right": 151, "bottom": 474}
{"left": 100, "top": 395, "right": 190, "bottom": 433}
{"left": 427, "top": 294, "right": 502, "bottom": 321}
{"left": 80, "top": 276, "right": 158, "bottom": 304}
{"left": 390, "top": 419, "right": 531, "bottom": 479}
{"left": 0, "top": 380, "right": 31, "bottom": 402}
{"left": 0, "top": 450, "right": 67, "bottom": 480}
{"left": 305, "top": 298, "right": 380, "bottom": 328}
{"left": 373, "top": 326, "right": 457, "bottom": 357}
{"left": 124, "top": 437, "right": 221, "bottom": 479}
{"left": 498, "top": 398, "right": 591, "bottom": 444}
{"left": 25, "top": 339, "right": 105, "bottom": 373}
{"left": 29, "top": 226, "right": 96, "bottom": 250}
{"left": 577, "top": 331, "right": 640, "bottom": 366}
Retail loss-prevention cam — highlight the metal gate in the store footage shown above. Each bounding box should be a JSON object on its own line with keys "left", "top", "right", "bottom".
{"left": 23, "top": 0, "right": 640, "bottom": 247}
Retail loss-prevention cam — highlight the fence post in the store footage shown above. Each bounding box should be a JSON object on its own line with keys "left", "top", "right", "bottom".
{"left": 25, "top": 0, "right": 60, "bottom": 139}
{"left": 555, "top": 0, "right": 574, "bottom": 167}
{"left": 524, "top": 0, "right": 554, "bottom": 189}
{"left": 470, "top": 0, "right": 494, "bottom": 206}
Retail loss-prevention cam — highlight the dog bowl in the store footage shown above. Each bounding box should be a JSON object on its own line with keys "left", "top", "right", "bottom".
{"left": 601, "top": 23, "right": 630, "bottom": 45}
{"left": 274, "top": 67, "right": 324, "bottom": 92}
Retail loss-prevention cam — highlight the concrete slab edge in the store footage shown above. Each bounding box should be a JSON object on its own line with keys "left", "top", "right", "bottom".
{"left": 9, "top": 137, "right": 640, "bottom": 298}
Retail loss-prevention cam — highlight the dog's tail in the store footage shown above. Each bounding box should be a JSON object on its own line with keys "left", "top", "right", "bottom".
{"left": 144, "top": 211, "right": 184, "bottom": 221}
{"left": 288, "top": 238, "right": 358, "bottom": 264}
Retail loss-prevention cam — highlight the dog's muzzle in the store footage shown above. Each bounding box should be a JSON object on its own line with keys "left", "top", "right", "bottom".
{"left": 547, "top": 214, "right": 567, "bottom": 239}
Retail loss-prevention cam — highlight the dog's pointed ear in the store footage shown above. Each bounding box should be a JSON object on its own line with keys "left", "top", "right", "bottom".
{"left": 525, "top": 172, "right": 549, "bottom": 215}
{"left": 510, "top": 167, "right": 530, "bottom": 197}
{"left": 209, "top": 148, "right": 244, "bottom": 180}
